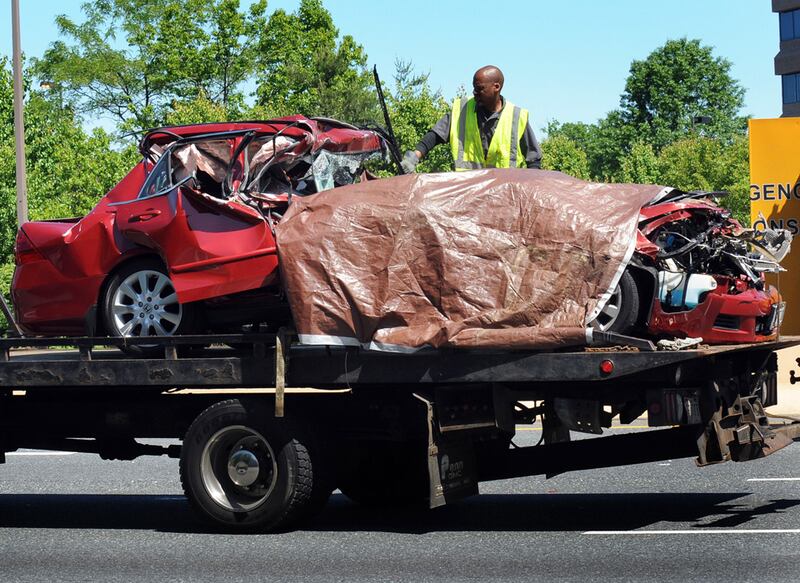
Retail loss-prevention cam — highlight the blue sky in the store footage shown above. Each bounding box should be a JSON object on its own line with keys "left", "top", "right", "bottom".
{"left": 0, "top": 0, "right": 782, "bottom": 132}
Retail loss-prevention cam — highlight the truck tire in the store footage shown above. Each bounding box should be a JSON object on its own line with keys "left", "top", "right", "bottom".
{"left": 588, "top": 270, "right": 640, "bottom": 335}
{"left": 180, "top": 399, "right": 331, "bottom": 532}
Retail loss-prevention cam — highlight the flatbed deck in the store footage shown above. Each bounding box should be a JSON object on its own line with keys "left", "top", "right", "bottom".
{"left": 0, "top": 334, "right": 797, "bottom": 390}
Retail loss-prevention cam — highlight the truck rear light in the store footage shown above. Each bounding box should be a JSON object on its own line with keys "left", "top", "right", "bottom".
{"left": 15, "top": 230, "right": 44, "bottom": 265}
{"left": 599, "top": 360, "right": 614, "bottom": 375}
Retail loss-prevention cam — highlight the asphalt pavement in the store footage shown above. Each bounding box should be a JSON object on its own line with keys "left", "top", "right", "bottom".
{"left": 1, "top": 429, "right": 800, "bottom": 583}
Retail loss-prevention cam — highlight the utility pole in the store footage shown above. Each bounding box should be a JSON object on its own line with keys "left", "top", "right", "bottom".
{"left": 11, "top": 0, "right": 28, "bottom": 226}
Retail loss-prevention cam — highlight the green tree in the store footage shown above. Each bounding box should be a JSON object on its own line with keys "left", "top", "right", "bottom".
{"left": 619, "top": 140, "right": 659, "bottom": 184}
{"left": 540, "top": 134, "right": 590, "bottom": 179}
{"left": 165, "top": 92, "right": 229, "bottom": 126}
{"left": 546, "top": 36, "right": 749, "bottom": 207}
{"left": 253, "top": 0, "right": 378, "bottom": 123}
{"left": 0, "top": 58, "right": 137, "bottom": 263}
{"left": 657, "top": 135, "right": 750, "bottom": 225}
{"left": 203, "top": 0, "right": 268, "bottom": 113}
{"left": 621, "top": 38, "right": 746, "bottom": 150}
{"left": 545, "top": 113, "right": 636, "bottom": 181}
{"left": 385, "top": 60, "right": 451, "bottom": 173}
{"left": 34, "top": 0, "right": 267, "bottom": 133}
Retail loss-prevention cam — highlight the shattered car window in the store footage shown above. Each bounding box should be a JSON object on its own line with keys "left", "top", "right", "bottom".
{"left": 139, "top": 138, "right": 235, "bottom": 200}
{"left": 310, "top": 150, "right": 384, "bottom": 193}
{"left": 244, "top": 139, "right": 383, "bottom": 196}
{"left": 245, "top": 136, "right": 303, "bottom": 196}
{"left": 136, "top": 122, "right": 386, "bottom": 213}
{"left": 172, "top": 139, "right": 233, "bottom": 199}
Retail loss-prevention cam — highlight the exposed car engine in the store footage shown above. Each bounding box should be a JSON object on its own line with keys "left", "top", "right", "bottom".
{"left": 633, "top": 190, "right": 791, "bottom": 343}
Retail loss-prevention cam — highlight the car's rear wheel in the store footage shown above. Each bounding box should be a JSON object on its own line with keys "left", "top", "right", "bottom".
{"left": 102, "top": 259, "right": 196, "bottom": 354}
{"left": 588, "top": 270, "right": 640, "bottom": 335}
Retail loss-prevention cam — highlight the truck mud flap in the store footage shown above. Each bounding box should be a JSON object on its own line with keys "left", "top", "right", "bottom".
{"left": 414, "top": 393, "right": 479, "bottom": 509}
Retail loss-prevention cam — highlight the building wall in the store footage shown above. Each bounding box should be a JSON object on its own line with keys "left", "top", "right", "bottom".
{"left": 774, "top": 0, "right": 800, "bottom": 116}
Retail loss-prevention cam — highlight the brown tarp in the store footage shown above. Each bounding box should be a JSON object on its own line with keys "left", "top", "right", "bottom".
{"left": 276, "top": 169, "right": 667, "bottom": 351}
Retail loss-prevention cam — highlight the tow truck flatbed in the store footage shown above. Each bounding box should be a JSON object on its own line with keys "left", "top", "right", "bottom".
{"left": 2, "top": 333, "right": 799, "bottom": 532}
{"left": 0, "top": 335, "right": 797, "bottom": 389}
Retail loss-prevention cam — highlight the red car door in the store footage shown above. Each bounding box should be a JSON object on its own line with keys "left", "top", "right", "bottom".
{"left": 114, "top": 151, "right": 279, "bottom": 304}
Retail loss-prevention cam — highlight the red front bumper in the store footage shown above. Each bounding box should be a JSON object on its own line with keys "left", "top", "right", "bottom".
{"left": 647, "top": 286, "right": 781, "bottom": 344}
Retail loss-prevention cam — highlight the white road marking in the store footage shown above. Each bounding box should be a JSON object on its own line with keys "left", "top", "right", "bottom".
{"left": 747, "top": 478, "right": 800, "bottom": 482}
{"left": 585, "top": 529, "right": 800, "bottom": 535}
{"left": 6, "top": 451, "right": 76, "bottom": 457}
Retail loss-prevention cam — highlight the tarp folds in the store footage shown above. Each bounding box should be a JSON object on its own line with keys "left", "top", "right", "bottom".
{"left": 276, "top": 169, "right": 665, "bottom": 351}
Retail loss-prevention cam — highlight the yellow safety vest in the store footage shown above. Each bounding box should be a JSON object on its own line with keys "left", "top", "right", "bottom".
{"left": 449, "top": 97, "right": 529, "bottom": 170}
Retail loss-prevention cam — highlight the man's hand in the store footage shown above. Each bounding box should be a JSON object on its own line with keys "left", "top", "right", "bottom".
{"left": 401, "top": 150, "right": 419, "bottom": 174}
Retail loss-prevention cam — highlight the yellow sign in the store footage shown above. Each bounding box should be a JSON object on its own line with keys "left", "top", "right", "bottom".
{"left": 750, "top": 118, "right": 800, "bottom": 333}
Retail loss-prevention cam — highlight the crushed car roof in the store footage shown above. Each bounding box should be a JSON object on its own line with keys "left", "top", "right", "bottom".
{"left": 138, "top": 116, "right": 383, "bottom": 156}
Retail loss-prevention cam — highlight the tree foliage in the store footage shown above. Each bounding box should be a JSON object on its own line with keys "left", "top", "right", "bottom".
{"left": 164, "top": 92, "right": 229, "bottom": 126}
{"left": 546, "top": 113, "right": 637, "bottom": 181}
{"left": 621, "top": 38, "right": 746, "bottom": 150}
{"left": 34, "top": 0, "right": 268, "bottom": 133}
{"left": 34, "top": 0, "right": 383, "bottom": 131}
{"left": 540, "top": 135, "right": 589, "bottom": 179}
{"left": 0, "top": 58, "right": 137, "bottom": 262}
{"left": 385, "top": 61, "right": 451, "bottom": 173}
{"left": 546, "top": 38, "right": 750, "bottom": 222}
{"left": 658, "top": 135, "right": 750, "bottom": 224}
{"left": 619, "top": 141, "right": 659, "bottom": 184}
{"left": 254, "top": 0, "right": 378, "bottom": 123}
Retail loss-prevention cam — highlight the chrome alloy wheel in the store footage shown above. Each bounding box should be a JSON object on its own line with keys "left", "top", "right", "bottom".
{"left": 110, "top": 269, "right": 182, "bottom": 337}
{"left": 589, "top": 284, "right": 622, "bottom": 332}
{"left": 200, "top": 425, "right": 278, "bottom": 512}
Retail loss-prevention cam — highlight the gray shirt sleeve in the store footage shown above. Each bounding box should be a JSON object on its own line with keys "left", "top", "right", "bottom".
{"left": 521, "top": 120, "right": 542, "bottom": 169}
{"left": 415, "top": 112, "right": 451, "bottom": 156}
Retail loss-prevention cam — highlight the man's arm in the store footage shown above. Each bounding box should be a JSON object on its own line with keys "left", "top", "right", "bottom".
{"left": 402, "top": 112, "right": 451, "bottom": 173}
{"left": 520, "top": 120, "right": 542, "bottom": 169}
{"left": 413, "top": 112, "right": 451, "bottom": 159}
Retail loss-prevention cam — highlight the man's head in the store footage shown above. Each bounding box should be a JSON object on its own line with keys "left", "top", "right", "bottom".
{"left": 472, "top": 66, "right": 504, "bottom": 110}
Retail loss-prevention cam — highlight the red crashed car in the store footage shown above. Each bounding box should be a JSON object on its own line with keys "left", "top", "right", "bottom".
{"left": 11, "top": 119, "right": 789, "bottom": 350}
{"left": 12, "top": 117, "right": 386, "bottom": 344}
{"left": 590, "top": 188, "right": 789, "bottom": 344}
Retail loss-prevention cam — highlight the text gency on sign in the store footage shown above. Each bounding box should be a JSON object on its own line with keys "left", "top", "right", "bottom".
{"left": 750, "top": 117, "right": 800, "bottom": 334}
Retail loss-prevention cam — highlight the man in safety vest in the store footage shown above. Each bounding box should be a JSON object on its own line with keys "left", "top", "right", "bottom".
{"left": 401, "top": 65, "right": 541, "bottom": 173}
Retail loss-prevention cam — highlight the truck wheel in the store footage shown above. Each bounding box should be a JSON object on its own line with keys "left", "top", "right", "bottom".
{"left": 102, "top": 258, "right": 197, "bottom": 355}
{"left": 588, "top": 270, "right": 640, "bottom": 335}
{"left": 180, "top": 399, "right": 330, "bottom": 532}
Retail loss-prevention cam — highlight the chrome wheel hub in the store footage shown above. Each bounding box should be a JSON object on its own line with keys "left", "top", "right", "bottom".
{"left": 200, "top": 426, "right": 277, "bottom": 512}
{"left": 228, "top": 448, "right": 260, "bottom": 487}
{"left": 111, "top": 269, "right": 182, "bottom": 337}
